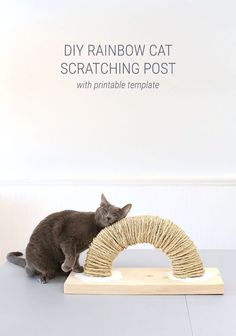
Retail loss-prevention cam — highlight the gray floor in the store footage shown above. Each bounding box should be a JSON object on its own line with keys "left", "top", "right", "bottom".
{"left": 0, "top": 250, "right": 235, "bottom": 336}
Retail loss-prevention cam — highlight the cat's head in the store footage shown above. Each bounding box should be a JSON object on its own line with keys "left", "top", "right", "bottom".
{"left": 95, "top": 194, "right": 132, "bottom": 228}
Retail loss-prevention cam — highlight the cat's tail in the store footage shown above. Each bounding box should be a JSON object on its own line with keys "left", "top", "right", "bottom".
{"left": 7, "top": 252, "right": 26, "bottom": 268}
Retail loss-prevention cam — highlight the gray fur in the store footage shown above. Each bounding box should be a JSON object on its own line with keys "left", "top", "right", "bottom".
{"left": 7, "top": 194, "right": 132, "bottom": 283}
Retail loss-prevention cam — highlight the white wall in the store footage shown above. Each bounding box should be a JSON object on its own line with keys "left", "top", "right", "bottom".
{"left": 0, "top": 1, "right": 236, "bottom": 262}
{"left": 0, "top": 0, "right": 236, "bottom": 180}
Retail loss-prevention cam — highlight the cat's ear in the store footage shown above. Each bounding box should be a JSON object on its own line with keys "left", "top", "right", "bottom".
{"left": 101, "top": 194, "right": 110, "bottom": 207}
{"left": 121, "top": 204, "right": 132, "bottom": 217}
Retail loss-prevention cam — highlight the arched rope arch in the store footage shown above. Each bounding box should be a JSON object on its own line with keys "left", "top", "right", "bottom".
{"left": 84, "top": 216, "right": 204, "bottom": 278}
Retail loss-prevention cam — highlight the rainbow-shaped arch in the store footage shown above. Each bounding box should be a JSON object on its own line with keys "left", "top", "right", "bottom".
{"left": 84, "top": 216, "right": 204, "bottom": 278}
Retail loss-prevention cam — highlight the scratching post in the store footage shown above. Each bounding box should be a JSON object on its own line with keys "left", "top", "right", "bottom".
{"left": 64, "top": 216, "right": 224, "bottom": 295}
{"left": 84, "top": 216, "right": 204, "bottom": 278}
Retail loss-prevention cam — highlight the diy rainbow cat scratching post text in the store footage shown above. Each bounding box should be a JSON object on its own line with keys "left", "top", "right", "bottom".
{"left": 64, "top": 216, "right": 224, "bottom": 295}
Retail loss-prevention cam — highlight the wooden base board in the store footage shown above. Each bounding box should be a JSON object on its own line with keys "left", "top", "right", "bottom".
{"left": 64, "top": 267, "right": 224, "bottom": 295}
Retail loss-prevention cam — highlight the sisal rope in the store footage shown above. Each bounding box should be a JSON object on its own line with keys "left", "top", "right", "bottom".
{"left": 84, "top": 216, "right": 204, "bottom": 278}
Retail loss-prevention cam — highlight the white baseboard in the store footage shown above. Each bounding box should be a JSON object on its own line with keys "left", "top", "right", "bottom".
{"left": 0, "top": 177, "right": 236, "bottom": 186}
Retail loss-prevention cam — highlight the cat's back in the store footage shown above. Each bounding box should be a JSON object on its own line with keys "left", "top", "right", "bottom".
{"left": 29, "top": 210, "right": 77, "bottom": 240}
{"left": 61, "top": 211, "right": 96, "bottom": 235}
{"left": 30, "top": 210, "right": 95, "bottom": 239}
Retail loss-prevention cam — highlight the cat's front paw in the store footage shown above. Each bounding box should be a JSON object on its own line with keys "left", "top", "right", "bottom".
{"left": 73, "top": 265, "right": 84, "bottom": 273}
{"left": 38, "top": 276, "right": 47, "bottom": 284}
{"left": 61, "top": 263, "right": 72, "bottom": 273}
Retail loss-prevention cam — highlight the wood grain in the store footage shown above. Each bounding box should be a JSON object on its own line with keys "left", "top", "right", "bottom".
{"left": 64, "top": 267, "right": 224, "bottom": 295}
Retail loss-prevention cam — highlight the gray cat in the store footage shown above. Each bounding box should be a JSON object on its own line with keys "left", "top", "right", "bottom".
{"left": 7, "top": 194, "right": 132, "bottom": 283}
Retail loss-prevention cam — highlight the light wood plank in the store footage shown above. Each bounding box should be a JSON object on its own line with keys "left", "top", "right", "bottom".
{"left": 64, "top": 267, "right": 224, "bottom": 295}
